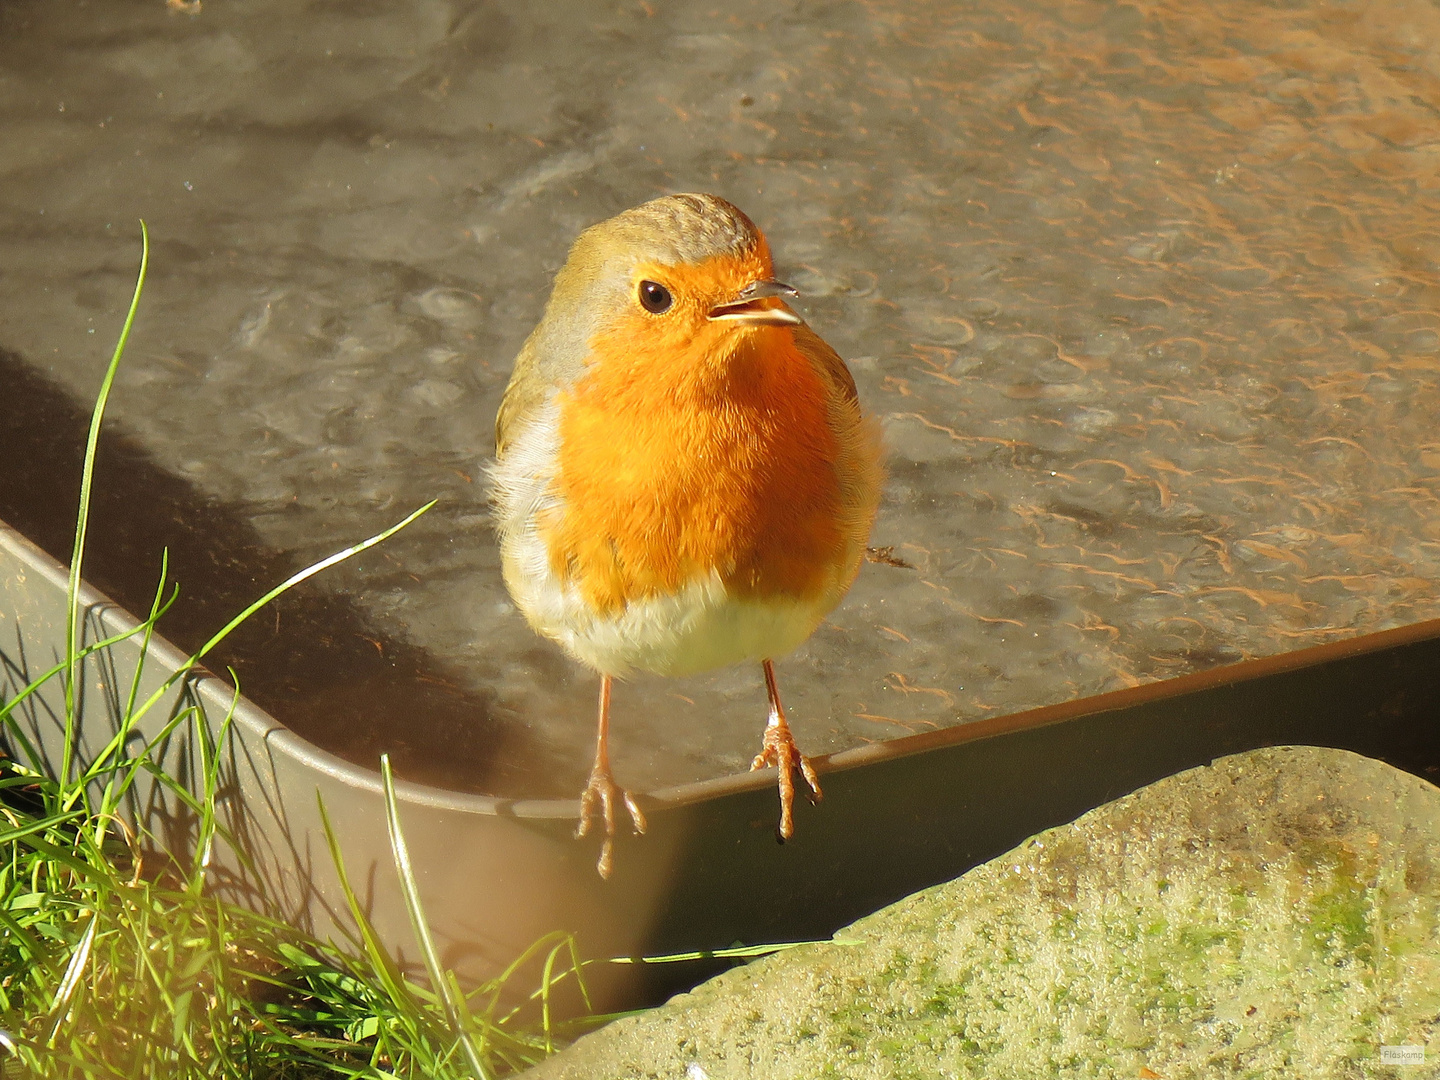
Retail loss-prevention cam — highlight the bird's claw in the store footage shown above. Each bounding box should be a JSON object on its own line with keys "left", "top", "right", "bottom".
{"left": 750, "top": 723, "right": 822, "bottom": 841}
{"left": 576, "top": 766, "right": 646, "bottom": 879}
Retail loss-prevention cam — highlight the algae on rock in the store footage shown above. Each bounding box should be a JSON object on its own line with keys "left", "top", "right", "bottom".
{"left": 527, "top": 746, "right": 1440, "bottom": 1080}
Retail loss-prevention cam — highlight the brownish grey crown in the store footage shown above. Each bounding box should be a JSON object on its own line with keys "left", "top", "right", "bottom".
{"left": 582, "top": 193, "right": 763, "bottom": 266}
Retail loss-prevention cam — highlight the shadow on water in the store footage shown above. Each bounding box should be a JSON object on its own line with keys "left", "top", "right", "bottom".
{"left": 0, "top": 346, "right": 563, "bottom": 798}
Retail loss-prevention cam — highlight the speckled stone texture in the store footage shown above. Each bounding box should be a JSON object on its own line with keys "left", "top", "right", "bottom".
{"left": 524, "top": 746, "right": 1440, "bottom": 1080}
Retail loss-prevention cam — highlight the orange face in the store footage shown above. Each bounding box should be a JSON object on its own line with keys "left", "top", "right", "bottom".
{"left": 544, "top": 247, "right": 848, "bottom": 615}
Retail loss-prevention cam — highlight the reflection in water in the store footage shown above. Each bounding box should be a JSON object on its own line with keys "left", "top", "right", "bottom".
{"left": 0, "top": 0, "right": 1437, "bottom": 795}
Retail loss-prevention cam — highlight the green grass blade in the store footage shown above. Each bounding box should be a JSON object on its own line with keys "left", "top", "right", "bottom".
{"left": 317, "top": 792, "right": 416, "bottom": 1018}
{"left": 119, "top": 500, "right": 436, "bottom": 737}
{"left": 95, "top": 549, "right": 175, "bottom": 829}
{"left": 381, "top": 754, "right": 491, "bottom": 1080}
{"left": 607, "top": 939, "right": 823, "bottom": 964}
{"left": 45, "top": 913, "right": 99, "bottom": 1046}
{"left": 0, "top": 899, "right": 49, "bottom": 972}
{"left": 0, "top": 811, "right": 84, "bottom": 846}
{"left": 187, "top": 689, "right": 237, "bottom": 895}
{"left": 62, "top": 222, "right": 149, "bottom": 793}
{"left": 0, "top": 619, "right": 159, "bottom": 731}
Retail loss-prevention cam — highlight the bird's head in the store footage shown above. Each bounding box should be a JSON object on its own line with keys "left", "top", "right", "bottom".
{"left": 535, "top": 193, "right": 802, "bottom": 379}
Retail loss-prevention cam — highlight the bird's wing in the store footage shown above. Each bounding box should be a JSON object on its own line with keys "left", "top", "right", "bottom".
{"left": 495, "top": 276, "right": 599, "bottom": 458}
{"left": 494, "top": 333, "right": 552, "bottom": 458}
{"left": 792, "top": 323, "right": 860, "bottom": 407}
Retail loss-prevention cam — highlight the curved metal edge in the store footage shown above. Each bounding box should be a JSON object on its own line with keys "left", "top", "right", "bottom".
{"left": 0, "top": 521, "right": 522, "bottom": 816}
{"left": 10, "top": 518, "right": 1440, "bottom": 821}
{"left": 817, "top": 614, "right": 1440, "bottom": 770}
{"left": 643, "top": 614, "right": 1440, "bottom": 807}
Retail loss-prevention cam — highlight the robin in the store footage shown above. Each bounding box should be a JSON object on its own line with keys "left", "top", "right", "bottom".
{"left": 490, "top": 193, "right": 883, "bottom": 877}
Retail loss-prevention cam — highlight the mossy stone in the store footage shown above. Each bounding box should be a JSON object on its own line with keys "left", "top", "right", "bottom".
{"left": 525, "top": 746, "right": 1440, "bottom": 1080}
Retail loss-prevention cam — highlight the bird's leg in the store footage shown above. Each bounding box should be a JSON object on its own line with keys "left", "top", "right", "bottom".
{"left": 750, "top": 659, "right": 823, "bottom": 840}
{"left": 575, "top": 674, "right": 646, "bottom": 878}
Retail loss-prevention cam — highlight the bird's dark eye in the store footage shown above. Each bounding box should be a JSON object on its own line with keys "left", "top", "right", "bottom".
{"left": 638, "top": 280, "right": 673, "bottom": 314}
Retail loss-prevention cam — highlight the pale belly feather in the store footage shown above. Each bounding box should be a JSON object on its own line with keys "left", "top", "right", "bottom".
{"left": 488, "top": 398, "right": 854, "bottom": 677}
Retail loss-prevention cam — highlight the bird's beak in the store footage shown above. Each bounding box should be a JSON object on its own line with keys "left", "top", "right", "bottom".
{"left": 707, "top": 279, "right": 802, "bottom": 326}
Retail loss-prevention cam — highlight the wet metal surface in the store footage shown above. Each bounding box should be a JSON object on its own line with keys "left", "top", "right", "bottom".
{"left": 1, "top": 0, "right": 1438, "bottom": 797}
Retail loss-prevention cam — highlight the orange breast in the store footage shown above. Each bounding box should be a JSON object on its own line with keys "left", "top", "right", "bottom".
{"left": 547, "top": 319, "right": 846, "bottom": 616}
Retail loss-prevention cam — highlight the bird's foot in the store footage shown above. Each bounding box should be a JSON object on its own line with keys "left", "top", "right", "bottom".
{"left": 575, "top": 764, "right": 646, "bottom": 879}
{"left": 750, "top": 722, "right": 822, "bottom": 841}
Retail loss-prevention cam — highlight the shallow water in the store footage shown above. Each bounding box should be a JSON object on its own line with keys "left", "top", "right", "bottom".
{"left": 1, "top": 0, "right": 1438, "bottom": 798}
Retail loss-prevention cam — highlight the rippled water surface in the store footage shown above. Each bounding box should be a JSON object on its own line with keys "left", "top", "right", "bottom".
{"left": 2, "top": 0, "right": 1437, "bottom": 797}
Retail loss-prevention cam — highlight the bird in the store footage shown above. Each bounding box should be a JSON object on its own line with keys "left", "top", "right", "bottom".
{"left": 489, "top": 193, "right": 883, "bottom": 877}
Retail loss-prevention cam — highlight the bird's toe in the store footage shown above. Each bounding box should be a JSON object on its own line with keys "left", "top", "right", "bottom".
{"left": 575, "top": 767, "right": 644, "bottom": 878}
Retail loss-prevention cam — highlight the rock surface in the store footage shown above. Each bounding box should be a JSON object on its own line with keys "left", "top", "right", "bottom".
{"left": 526, "top": 746, "right": 1440, "bottom": 1079}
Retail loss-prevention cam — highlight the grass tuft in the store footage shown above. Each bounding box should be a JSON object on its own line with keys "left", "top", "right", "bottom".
{"left": 0, "top": 227, "right": 601, "bottom": 1077}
